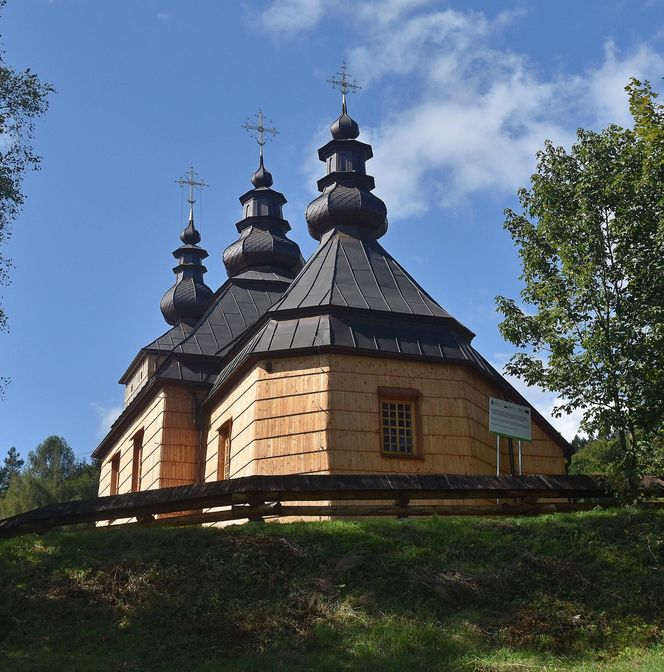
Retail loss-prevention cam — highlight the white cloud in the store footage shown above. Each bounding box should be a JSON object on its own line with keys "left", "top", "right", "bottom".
{"left": 256, "top": 3, "right": 664, "bottom": 219}
{"left": 352, "top": 10, "right": 664, "bottom": 219}
{"left": 585, "top": 40, "right": 664, "bottom": 127}
{"left": 91, "top": 403, "right": 122, "bottom": 439}
{"left": 256, "top": 0, "right": 325, "bottom": 38}
{"left": 157, "top": 12, "right": 172, "bottom": 23}
{"left": 355, "top": 0, "right": 436, "bottom": 26}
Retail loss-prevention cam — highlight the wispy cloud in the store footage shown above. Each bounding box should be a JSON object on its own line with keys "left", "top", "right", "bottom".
{"left": 254, "top": 0, "right": 325, "bottom": 38}
{"left": 584, "top": 39, "right": 664, "bottom": 127}
{"left": 256, "top": 2, "right": 664, "bottom": 220}
{"left": 157, "top": 11, "right": 172, "bottom": 23}
{"left": 347, "top": 9, "right": 663, "bottom": 219}
{"left": 91, "top": 403, "right": 122, "bottom": 439}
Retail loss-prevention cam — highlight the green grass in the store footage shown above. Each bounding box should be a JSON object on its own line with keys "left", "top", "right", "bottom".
{"left": 1, "top": 509, "right": 663, "bottom": 671}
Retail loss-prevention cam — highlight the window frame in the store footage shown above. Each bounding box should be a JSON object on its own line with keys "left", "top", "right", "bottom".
{"left": 131, "top": 429, "right": 144, "bottom": 493}
{"left": 217, "top": 419, "right": 233, "bottom": 480}
{"left": 109, "top": 451, "right": 121, "bottom": 495}
{"left": 377, "top": 387, "right": 423, "bottom": 459}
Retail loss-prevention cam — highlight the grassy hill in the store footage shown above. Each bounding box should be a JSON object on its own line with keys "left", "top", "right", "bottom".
{"left": 1, "top": 509, "right": 663, "bottom": 671}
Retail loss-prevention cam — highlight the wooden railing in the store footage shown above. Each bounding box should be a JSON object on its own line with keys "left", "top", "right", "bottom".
{"left": 0, "top": 474, "right": 662, "bottom": 540}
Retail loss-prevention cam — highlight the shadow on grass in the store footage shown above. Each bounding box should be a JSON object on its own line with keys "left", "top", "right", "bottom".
{"left": 0, "top": 509, "right": 662, "bottom": 671}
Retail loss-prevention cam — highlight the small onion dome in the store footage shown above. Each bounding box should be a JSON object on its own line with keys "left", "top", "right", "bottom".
{"left": 160, "top": 267, "right": 213, "bottom": 327}
{"left": 306, "top": 182, "right": 387, "bottom": 241}
{"left": 223, "top": 222, "right": 303, "bottom": 277}
{"left": 222, "top": 156, "right": 304, "bottom": 279}
{"left": 306, "top": 100, "right": 387, "bottom": 241}
{"left": 251, "top": 155, "right": 273, "bottom": 188}
{"left": 180, "top": 218, "right": 201, "bottom": 245}
{"left": 331, "top": 101, "right": 360, "bottom": 140}
{"left": 160, "top": 214, "right": 213, "bottom": 326}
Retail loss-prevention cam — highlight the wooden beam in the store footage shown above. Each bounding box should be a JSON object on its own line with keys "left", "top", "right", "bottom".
{"left": 0, "top": 473, "right": 660, "bottom": 540}
{"left": 83, "top": 500, "right": 664, "bottom": 532}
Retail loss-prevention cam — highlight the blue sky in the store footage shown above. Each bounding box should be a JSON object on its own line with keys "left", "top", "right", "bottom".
{"left": 1, "top": 0, "right": 663, "bottom": 463}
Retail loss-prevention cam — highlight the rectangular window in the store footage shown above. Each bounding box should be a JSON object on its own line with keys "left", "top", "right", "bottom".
{"left": 381, "top": 400, "right": 415, "bottom": 454}
{"left": 378, "top": 387, "right": 422, "bottom": 457}
{"left": 110, "top": 452, "right": 121, "bottom": 496}
{"left": 131, "top": 430, "right": 144, "bottom": 492}
{"left": 217, "top": 420, "right": 232, "bottom": 480}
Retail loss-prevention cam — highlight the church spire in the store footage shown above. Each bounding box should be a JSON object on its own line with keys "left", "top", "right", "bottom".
{"left": 242, "top": 108, "right": 276, "bottom": 188}
{"left": 327, "top": 61, "right": 361, "bottom": 140}
{"left": 305, "top": 63, "right": 387, "bottom": 241}
{"left": 222, "top": 110, "right": 303, "bottom": 279}
{"left": 160, "top": 167, "right": 213, "bottom": 326}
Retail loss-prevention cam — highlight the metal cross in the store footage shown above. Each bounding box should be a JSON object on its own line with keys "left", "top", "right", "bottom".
{"left": 327, "top": 61, "right": 361, "bottom": 99}
{"left": 242, "top": 109, "right": 278, "bottom": 151}
{"left": 175, "top": 166, "right": 208, "bottom": 204}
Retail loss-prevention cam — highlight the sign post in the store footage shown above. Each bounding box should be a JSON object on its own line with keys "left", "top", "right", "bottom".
{"left": 489, "top": 398, "right": 532, "bottom": 477}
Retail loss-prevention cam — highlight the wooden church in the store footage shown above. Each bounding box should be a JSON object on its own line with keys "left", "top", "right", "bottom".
{"left": 93, "top": 74, "right": 571, "bottom": 512}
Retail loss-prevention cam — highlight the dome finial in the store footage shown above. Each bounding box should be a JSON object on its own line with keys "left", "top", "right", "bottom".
{"left": 327, "top": 61, "right": 362, "bottom": 140}
{"left": 242, "top": 108, "right": 278, "bottom": 188}
{"left": 175, "top": 166, "right": 208, "bottom": 244}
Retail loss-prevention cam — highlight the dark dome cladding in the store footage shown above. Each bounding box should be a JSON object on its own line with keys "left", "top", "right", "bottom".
{"left": 251, "top": 155, "right": 273, "bottom": 188}
{"left": 331, "top": 100, "right": 360, "bottom": 139}
{"left": 222, "top": 156, "right": 303, "bottom": 279}
{"left": 305, "top": 101, "right": 387, "bottom": 241}
{"left": 160, "top": 210, "right": 213, "bottom": 327}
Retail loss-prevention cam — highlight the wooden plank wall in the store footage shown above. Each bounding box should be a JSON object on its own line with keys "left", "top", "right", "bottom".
{"left": 325, "top": 354, "right": 566, "bottom": 478}
{"left": 461, "top": 367, "right": 566, "bottom": 475}
{"left": 159, "top": 385, "right": 198, "bottom": 488}
{"left": 97, "top": 387, "right": 167, "bottom": 525}
{"left": 98, "top": 384, "right": 199, "bottom": 525}
{"left": 203, "top": 356, "right": 332, "bottom": 523}
{"left": 123, "top": 354, "right": 157, "bottom": 406}
{"left": 205, "top": 356, "right": 331, "bottom": 482}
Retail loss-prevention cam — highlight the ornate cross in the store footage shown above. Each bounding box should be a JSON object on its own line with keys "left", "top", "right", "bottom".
{"left": 175, "top": 166, "right": 208, "bottom": 205}
{"left": 242, "top": 109, "right": 278, "bottom": 157}
{"left": 327, "top": 61, "right": 361, "bottom": 100}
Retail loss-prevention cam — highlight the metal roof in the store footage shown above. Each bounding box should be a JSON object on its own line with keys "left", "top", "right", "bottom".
{"left": 269, "top": 228, "right": 468, "bottom": 328}
{"left": 150, "top": 277, "right": 291, "bottom": 383}
{"left": 208, "top": 227, "right": 483, "bottom": 397}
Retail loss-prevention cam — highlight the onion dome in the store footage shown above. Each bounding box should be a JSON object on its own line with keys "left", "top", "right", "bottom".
{"left": 331, "top": 99, "right": 360, "bottom": 140}
{"left": 305, "top": 99, "right": 387, "bottom": 241}
{"left": 222, "top": 153, "right": 303, "bottom": 279}
{"left": 160, "top": 186, "right": 213, "bottom": 327}
{"left": 250, "top": 155, "right": 273, "bottom": 188}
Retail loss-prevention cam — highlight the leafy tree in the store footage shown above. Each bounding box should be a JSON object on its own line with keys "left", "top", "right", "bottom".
{"left": 0, "top": 436, "right": 99, "bottom": 517}
{"left": 0, "top": 445, "right": 22, "bottom": 495}
{"left": 496, "top": 79, "right": 664, "bottom": 498}
{"left": 0, "top": 0, "right": 54, "bottom": 389}
{"left": 568, "top": 437, "right": 619, "bottom": 476}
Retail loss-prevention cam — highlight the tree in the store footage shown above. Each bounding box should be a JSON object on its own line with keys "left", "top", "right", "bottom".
{"left": 0, "top": 0, "right": 54, "bottom": 389}
{"left": 496, "top": 78, "right": 664, "bottom": 497}
{"left": 0, "top": 445, "right": 22, "bottom": 495}
{"left": 0, "top": 436, "right": 99, "bottom": 517}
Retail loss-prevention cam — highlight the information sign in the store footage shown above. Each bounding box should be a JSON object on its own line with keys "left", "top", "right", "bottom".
{"left": 489, "top": 397, "right": 532, "bottom": 441}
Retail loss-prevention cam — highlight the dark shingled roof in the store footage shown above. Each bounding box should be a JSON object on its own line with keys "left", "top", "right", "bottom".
{"left": 270, "top": 227, "right": 468, "bottom": 328}
{"left": 145, "top": 323, "right": 193, "bottom": 352}
{"left": 169, "top": 278, "right": 289, "bottom": 358}
{"left": 208, "top": 235, "right": 488, "bottom": 398}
